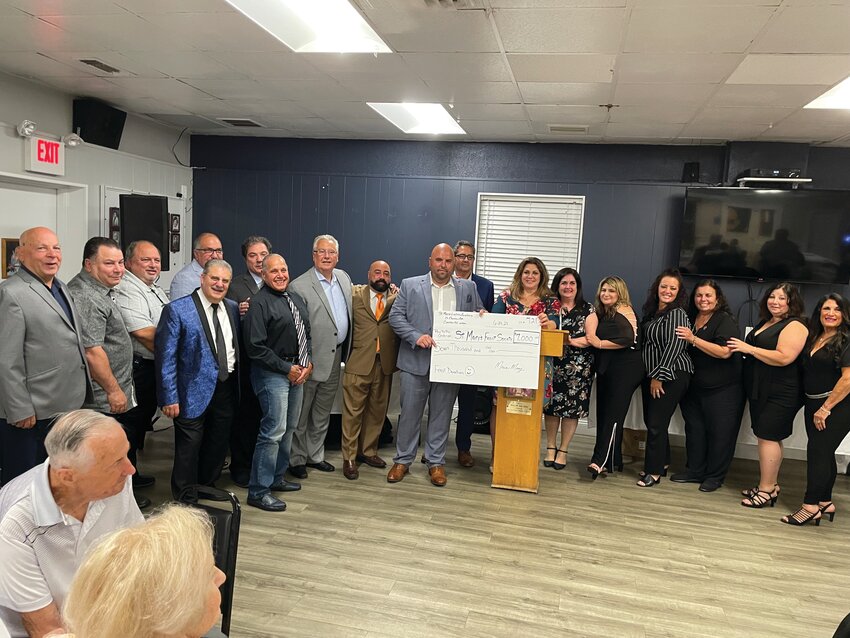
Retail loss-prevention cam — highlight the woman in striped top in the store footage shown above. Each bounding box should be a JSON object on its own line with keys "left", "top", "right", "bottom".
{"left": 637, "top": 269, "right": 693, "bottom": 488}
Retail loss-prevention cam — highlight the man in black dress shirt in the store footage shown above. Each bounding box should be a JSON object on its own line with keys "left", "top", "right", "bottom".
{"left": 242, "top": 254, "right": 312, "bottom": 512}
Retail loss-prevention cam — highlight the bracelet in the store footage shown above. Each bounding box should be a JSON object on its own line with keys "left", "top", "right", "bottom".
{"left": 819, "top": 406, "right": 832, "bottom": 415}
{"left": 692, "top": 336, "right": 697, "bottom": 345}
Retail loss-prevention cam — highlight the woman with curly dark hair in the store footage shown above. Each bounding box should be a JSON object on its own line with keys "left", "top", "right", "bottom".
{"left": 728, "top": 282, "right": 807, "bottom": 508}
{"left": 636, "top": 269, "right": 693, "bottom": 488}
{"left": 780, "top": 293, "right": 850, "bottom": 525}
{"left": 673, "top": 280, "right": 744, "bottom": 492}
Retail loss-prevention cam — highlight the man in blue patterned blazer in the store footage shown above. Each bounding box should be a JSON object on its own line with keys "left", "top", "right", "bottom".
{"left": 155, "top": 259, "right": 240, "bottom": 499}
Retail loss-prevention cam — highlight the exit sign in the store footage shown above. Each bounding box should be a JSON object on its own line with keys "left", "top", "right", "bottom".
{"left": 24, "top": 136, "right": 65, "bottom": 176}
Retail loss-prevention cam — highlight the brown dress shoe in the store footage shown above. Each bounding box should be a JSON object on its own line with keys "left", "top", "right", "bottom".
{"left": 429, "top": 465, "right": 447, "bottom": 487}
{"left": 343, "top": 460, "right": 359, "bottom": 480}
{"left": 387, "top": 463, "right": 409, "bottom": 483}
{"left": 457, "top": 450, "right": 475, "bottom": 468}
{"left": 356, "top": 454, "right": 387, "bottom": 468}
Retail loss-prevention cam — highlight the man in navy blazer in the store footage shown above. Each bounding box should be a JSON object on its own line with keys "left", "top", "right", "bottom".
{"left": 387, "top": 243, "right": 483, "bottom": 488}
{"left": 156, "top": 259, "right": 240, "bottom": 498}
{"left": 451, "top": 240, "right": 494, "bottom": 469}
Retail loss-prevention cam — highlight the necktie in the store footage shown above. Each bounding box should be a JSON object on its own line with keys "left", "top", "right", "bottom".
{"left": 210, "top": 303, "right": 229, "bottom": 381}
{"left": 285, "top": 294, "right": 310, "bottom": 367}
{"left": 375, "top": 293, "right": 384, "bottom": 352}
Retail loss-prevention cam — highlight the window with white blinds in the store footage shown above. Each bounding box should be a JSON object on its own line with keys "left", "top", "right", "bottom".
{"left": 474, "top": 193, "right": 586, "bottom": 293}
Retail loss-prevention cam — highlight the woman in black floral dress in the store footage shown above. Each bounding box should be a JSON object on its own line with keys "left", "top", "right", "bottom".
{"left": 542, "top": 268, "right": 594, "bottom": 469}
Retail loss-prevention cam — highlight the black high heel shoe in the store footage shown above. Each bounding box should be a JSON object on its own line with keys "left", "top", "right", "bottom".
{"left": 543, "top": 447, "right": 556, "bottom": 468}
{"left": 553, "top": 448, "right": 567, "bottom": 470}
{"left": 819, "top": 502, "right": 837, "bottom": 522}
{"left": 741, "top": 485, "right": 779, "bottom": 508}
{"left": 636, "top": 474, "right": 661, "bottom": 488}
{"left": 781, "top": 506, "right": 822, "bottom": 526}
{"left": 587, "top": 464, "right": 606, "bottom": 481}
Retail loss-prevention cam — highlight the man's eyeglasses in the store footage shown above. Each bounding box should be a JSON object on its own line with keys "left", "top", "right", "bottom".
{"left": 314, "top": 249, "right": 338, "bottom": 256}
{"left": 196, "top": 248, "right": 223, "bottom": 255}
{"left": 454, "top": 254, "right": 474, "bottom": 261}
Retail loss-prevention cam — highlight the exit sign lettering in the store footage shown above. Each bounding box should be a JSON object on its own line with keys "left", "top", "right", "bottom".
{"left": 25, "top": 135, "right": 65, "bottom": 176}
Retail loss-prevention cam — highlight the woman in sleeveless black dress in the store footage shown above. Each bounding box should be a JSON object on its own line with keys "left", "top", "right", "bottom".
{"left": 728, "top": 282, "right": 807, "bottom": 508}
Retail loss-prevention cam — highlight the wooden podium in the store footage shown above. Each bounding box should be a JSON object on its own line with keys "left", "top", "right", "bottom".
{"left": 491, "top": 329, "right": 566, "bottom": 493}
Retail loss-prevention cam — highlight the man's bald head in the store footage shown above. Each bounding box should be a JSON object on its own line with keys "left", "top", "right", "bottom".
{"left": 18, "top": 226, "right": 61, "bottom": 285}
{"left": 367, "top": 260, "right": 391, "bottom": 293}
{"left": 429, "top": 243, "right": 454, "bottom": 285}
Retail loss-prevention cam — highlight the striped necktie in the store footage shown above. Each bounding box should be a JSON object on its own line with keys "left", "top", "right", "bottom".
{"left": 284, "top": 293, "right": 310, "bottom": 367}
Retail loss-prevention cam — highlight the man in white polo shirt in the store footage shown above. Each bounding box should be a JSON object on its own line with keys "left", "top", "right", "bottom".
{"left": 0, "top": 409, "right": 143, "bottom": 638}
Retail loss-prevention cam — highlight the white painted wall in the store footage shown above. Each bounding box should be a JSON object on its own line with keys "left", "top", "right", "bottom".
{"left": 0, "top": 71, "right": 192, "bottom": 282}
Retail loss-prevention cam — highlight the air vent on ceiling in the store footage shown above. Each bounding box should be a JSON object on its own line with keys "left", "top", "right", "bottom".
{"left": 78, "top": 58, "right": 122, "bottom": 74}
{"left": 217, "top": 118, "right": 264, "bottom": 128}
{"left": 548, "top": 124, "right": 590, "bottom": 135}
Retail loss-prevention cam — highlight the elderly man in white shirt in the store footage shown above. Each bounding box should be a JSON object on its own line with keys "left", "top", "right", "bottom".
{"left": 0, "top": 410, "right": 142, "bottom": 638}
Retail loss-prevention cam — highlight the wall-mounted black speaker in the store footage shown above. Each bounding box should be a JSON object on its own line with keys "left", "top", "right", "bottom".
{"left": 119, "top": 194, "right": 170, "bottom": 271}
{"left": 681, "top": 162, "right": 700, "bottom": 183}
{"left": 73, "top": 99, "right": 127, "bottom": 150}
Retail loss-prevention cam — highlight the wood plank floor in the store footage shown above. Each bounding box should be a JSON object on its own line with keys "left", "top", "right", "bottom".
{"left": 138, "top": 424, "right": 850, "bottom": 638}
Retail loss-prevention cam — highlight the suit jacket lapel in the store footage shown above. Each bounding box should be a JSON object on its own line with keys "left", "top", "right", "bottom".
{"left": 454, "top": 277, "right": 465, "bottom": 309}
{"left": 361, "top": 286, "right": 377, "bottom": 320}
{"left": 226, "top": 301, "right": 240, "bottom": 364}
{"left": 26, "top": 278, "right": 75, "bottom": 330}
{"left": 247, "top": 274, "right": 260, "bottom": 296}
{"left": 312, "top": 273, "right": 336, "bottom": 326}
{"left": 191, "top": 291, "right": 217, "bottom": 356}
{"left": 421, "top": 275, "right": 433, "bottom": 319}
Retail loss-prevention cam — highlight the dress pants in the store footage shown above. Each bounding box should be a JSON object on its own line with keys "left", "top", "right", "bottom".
{"left": 290, "top": 349, "right": 342, "bottom": 466}
{"left": 803, "top": 397, "right": 850, "bottom": 505}
{"left": 393, "top": 371, "right": 460, "bottom": 467}
{"left": 642, "top": 373, "right": 691, "bottom": 476}
{"left": 0, "top": 418, "right": 51, "bottom": 486}
{"left": 679, "top": 383, "right": 744, "bottom": 485}
{"left": 229, "top": 363, "right": 262, "bottom": 483}
{"left": 115, "top": 356, "right": 156, "bottom": 469}
{"left": 171, "top": 375, "right": 237, "bottom": 498}
{"left": 592, "top": 361, "right": 644, "bottom": 472}
{"left": 341, "top": 353, "right": 391, "bottom": 461}
{"left": 455, "top": 384, "right": 477, "bottom": 453}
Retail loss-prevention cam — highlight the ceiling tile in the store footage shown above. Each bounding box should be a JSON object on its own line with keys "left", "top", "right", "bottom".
{"left": 119, "top": 51, "right": 244, "bottom": 80}
{"left": 709, "top": 83, "right": 828, "bottom": 107}
{"left": 109, "top": 96, "right": 191, "bottom": 116}
{"left": 608, "top": 104, "right": 701, "bottom": 124}
{"left": 338, "top": 118, "right": 402, "bottom": 135}
{"left": 115, "top": 0, "right": 232, "bottom": 13}
{"left": 336, "top": 77, "right": 434, "bottom": 102}
{"left": 491, "top": 0, "right": 626, "bottom": 6}
{"left": 460, "top": 120, "right": 533, "bottom": 136}
{"left": 260, "top": 78, "right": 356, "bottom": 101}
{"left": 46, "top": 50, "right": 166, "bottom": 78}
{"left": 604, "top": 121, "right": 682, "bottom": 138}
{"left": 617, "top": 53, "right": 744, "bottom": 83}
{"left": 139, "top": 12, "right": 290, "bottom": 53}
{"left": 753, "top": 5, "right": 850, "bottom": 54}
{"left": 7, "top": 0, "right": 126, "bottom": 15}
{"left": 624, "top": 6, "right": 775, "bottom": 53}
{"left": 691, "top": 106, "right": 796, "bottom": 126}
{"left": 401, "top": 53, "right": 512, "bottom": 83}
{"left": 207, "top": 99, "right": 315, "bottom": 118}
{"left": 40, "top": 13, "right": 193, "bottom": 52}
{"left": 613, "top": 83, "right": 716, "bottom": 105}
{"left": 299, "top": 52, "right": 408, "bottom": 77}
{"left": 507, "top": 54, "right": 614, "bottom": 83}
{"left": 426, "top": 81, "right": 521, "bottom": 104}
{"left": 726, "top": 54, "right": 850, "bottom": 85}
{"left": 294, "top": 101, "right": 376, "bottom": 119}
{"left": 494, "top": 8, "right": 626, "bottom": 53}
{"left": 364, "top": 7, "right": 499, "bottom": 53}
{"left": 0, "top": 52, "right": 88, "bottom": 78}
{"left": 519, "top": 82, "right": 611, "bottom": 104}
{"left": 526, "top": 104, "right": 608, "bottom": 123}
{"left": 759, "top": 120, "right": 850, "bottom": 143}
{"left": 0, "top": 13, "right": 101, "bottom": 52}
{"left": 105, "top": 77, "right": 219, "bottom": 102}
{"left": 205, "top": 51, "right": 322, "bottom": 79}
{"left": 450, "top": 103, "right": 528, "bottom": 120}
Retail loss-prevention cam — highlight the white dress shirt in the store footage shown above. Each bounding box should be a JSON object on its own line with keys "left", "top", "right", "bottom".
{"left": 197, "top": 292, "right": 236, "bottom": 374}
{"left": 430, "top": 275, "right": 456, "bottom": 315}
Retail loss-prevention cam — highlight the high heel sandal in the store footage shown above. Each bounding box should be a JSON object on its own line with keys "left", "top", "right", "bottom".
{"left": 553, "top": 449, "right": 567, "bottom": 470}
{"left": 819, "top": 502, "right": 837, "bottom": 522}
{"left": 781, "top": 506, "right": 822, "bottom": 526}
{"left": 636, "top": 474, "right": 661, "bottom": 488}
{"left": 587, "top": 464, "right": 607, "bottom": 481}
{"left": 543, "top": 447, "right": 556, "bottom": 468}
{"left": 741, "top": 485, "right": 779, "bottom": 508}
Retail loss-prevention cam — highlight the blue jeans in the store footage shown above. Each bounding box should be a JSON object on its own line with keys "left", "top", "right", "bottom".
{"left": 249, "top": 367, "right": 303, "bottom": 499}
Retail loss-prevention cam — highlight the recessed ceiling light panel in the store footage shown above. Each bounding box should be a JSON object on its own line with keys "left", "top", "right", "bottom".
{"left": 367, "top": 103, "right": 466, "bottom": 135}
{"left": 223, "top": 0, "right": 391, "bottom": 53}
{"left": 805, "top": 76, "right": 850, "bottom": 109}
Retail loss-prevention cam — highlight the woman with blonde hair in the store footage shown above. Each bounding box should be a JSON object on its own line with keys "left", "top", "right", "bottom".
{"left": 62, "top": 504, "right": 225, "bottom": 638}
{"left": 585, "top": 276, "right": 645, "bottom": 478}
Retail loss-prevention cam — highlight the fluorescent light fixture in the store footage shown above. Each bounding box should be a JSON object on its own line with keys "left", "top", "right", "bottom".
{"left": 222, "top": 0, "right": 391, "bottom": 53}
{"left": 805, "top": 76, "right": 850, "bottom": 109}
{"left": 367, "top": 103, "right": 467, "bottom": 135}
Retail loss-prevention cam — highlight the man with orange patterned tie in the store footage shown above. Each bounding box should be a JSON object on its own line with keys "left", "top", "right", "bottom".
{"left": 340, "top": 261, "right": 399, "bottom": 480}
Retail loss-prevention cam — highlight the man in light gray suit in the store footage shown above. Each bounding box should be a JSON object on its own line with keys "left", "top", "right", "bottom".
{"left": 287, "top": 234, "right": 352, "bottom": 478}
{"left": 387, "top": 243, "right": 484, "bottom": 487}
{"left": 0, "top": 227, "right": 88, "bottom": 485}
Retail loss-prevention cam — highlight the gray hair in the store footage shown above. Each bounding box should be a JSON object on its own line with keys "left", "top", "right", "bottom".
{"left": 261, "top": 253, "right": 285, "bottom": 272}
{"left": 125, "top": 240, "right": 158, "bottom": 262}
{"left": 192, "top": 233, "right": 220, "bottom": 251}
{"left": 44, "top": 410, "right": 119, "bottom": 469}
{"left": 202, "top": 259, "right": 232, "bottom": 275}
{"left": 454, "top": 240, "right": 475, "bottom": 254}
{"left": 312, "top": 234, "right": 339, "bottom": 252}
{"left": 241, "top": 236, "right": 272, "bottom": 258}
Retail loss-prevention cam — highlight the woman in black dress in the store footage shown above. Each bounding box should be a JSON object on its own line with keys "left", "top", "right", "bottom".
{"left": 637, "top": 269, "right": 693, "bottom": 488}
{"left": 673, "top": 280, "right": 744, "bottom": 492}
{"left": 585, "top": 276, "right": 644, "bottom": 478}
{"left": 541, "top": 268, "right": 594, "bottom": 469}
{"left": 728, "top": 282, "right": 807, "bottom": 508}
{"left": 781, "top": 293, "right": 850, "bottom": 525}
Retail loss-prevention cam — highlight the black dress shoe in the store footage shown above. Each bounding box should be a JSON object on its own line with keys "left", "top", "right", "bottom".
{"left": 134, "top": 495, "right": 152, "bottom": 509}
{"left": 132, "top": 474, "right": 156, "bottom": 489}
{"left": 270, "top": 480, "right": 301, "bottom": 492}
{"left": 699, "top": 481, "right": 721, "bottom": 493}
{"left": 306, "top": 460, "right": 335, "bottom": 472}
{"left": 288, "top": 465, "right": 308, "bottom": 479}
{"left": 247, "top": 494, "right": 287, "bottom": 512}
{"left": 670, "top": 473, "right": 702, "bottom": 484}
{"left": 231, "top": 474, "right": 249, "bottom": 489}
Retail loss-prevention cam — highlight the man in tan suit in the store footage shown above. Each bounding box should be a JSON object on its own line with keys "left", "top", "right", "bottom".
{"left": 340, "top": 261, "right": 399, "bottom": 480}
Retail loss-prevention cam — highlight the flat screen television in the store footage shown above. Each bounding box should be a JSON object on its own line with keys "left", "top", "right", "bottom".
{"left": 678, "top": 187, "right": 850, "bottom": 285}
{"left": 119, "top": 194, "right": 170, "bottom": 272}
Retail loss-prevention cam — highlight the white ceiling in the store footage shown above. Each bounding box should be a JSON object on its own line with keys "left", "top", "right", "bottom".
{"left": 3, "top": 0, "right": 850, "bottom": 146}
